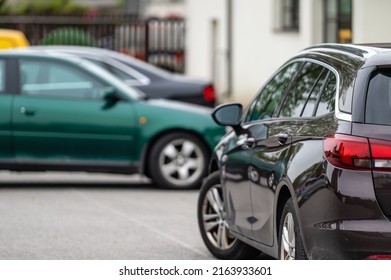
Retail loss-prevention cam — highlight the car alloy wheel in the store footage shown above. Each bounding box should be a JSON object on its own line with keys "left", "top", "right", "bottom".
{"left": 198, "top": 171, "right": 260, "bottom": 259}
{"left": 201, "top": 183, "right": 236, "bottom": 250}
{"left": 159, "top": 138, "right": 203, "bottom": 187}
{"left": 149, "top": 132, "right": 208, "bottom": 189}
{"left": 278, "top": 198, "right": 307, "bottom": 260}
{"left": 280, "top": 212, "right": 296, "bottom": 260}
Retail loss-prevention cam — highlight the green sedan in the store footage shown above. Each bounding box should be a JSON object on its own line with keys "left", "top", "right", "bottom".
{"left": 0, "top": 49, "right": 225, "bottom": 189}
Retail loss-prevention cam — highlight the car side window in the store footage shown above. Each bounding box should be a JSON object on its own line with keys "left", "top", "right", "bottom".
{"left": 86, "top": 58, "right": 138, "bottom": 81}
{"left": 20, "top": 59, "right": 106, "bottom": 99}
{"left": 315, "top": 73, "right": 336, "bottom": 116}
{"left": 279, "top": 62, "right": 325, "bottom": 118}
{"left": 0, "top": 60, "right": 5, "bottom": 93}
{"left": 244, "top": 61, "right": 301, "bottom": 122}
{"left": 110, "top": 65, "right": 138, "bottom": 81}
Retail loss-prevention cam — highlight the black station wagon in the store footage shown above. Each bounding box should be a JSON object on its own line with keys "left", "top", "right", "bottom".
{"left": 197, "top": 44, "right": 391, "bottom": 260}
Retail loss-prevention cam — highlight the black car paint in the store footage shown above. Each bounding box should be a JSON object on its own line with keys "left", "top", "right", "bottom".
{"left": 208, "top": 45, "right": 391, "bottom": 259}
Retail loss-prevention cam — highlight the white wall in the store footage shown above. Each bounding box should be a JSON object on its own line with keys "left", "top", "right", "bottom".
{"left": 185, "top": 0, "right": 227, "bottom": 98}
{"left": 145, "top": 2, "right": 186, "bottom": 18}
{"left": 231, "top": 0, "right": 319, "bottom": 104}
{"left": 185, "top": 0, "right": 324, "bottom": 104}
{"left": 353, "top": 0, "right": 391, "bottom": 43}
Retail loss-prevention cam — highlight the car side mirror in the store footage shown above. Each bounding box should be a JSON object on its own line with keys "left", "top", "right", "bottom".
{"left": 103, "top": 87, "right": 120, "bottom": 103}
{"left": 212, "top": 103, "right": 243, "bottom": 133}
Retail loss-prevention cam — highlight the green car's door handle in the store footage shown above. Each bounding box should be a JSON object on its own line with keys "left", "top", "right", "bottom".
{"left": 20, "top": 107, "right": 36, "bottom": 116}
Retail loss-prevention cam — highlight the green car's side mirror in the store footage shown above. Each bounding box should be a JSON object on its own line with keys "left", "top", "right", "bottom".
{"left": 103, "top": 87, "right": 118, "bottom": 102}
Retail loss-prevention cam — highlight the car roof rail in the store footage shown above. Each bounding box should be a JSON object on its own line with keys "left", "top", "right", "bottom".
{"left": 303, "top": 43, "right": 379, "bottom": 58}
{"left": 356, "top": 43, "right": 391, "bottom": 49}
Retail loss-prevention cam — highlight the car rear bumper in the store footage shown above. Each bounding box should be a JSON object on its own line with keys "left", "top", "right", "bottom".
{"left": 303, "top": 219, "right": 391, "bottom": 259}
{"left": 298, "top": 163, "right": 391, "bottom": 259}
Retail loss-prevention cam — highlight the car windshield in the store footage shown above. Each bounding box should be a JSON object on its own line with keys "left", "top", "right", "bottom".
{"left": 79, "top": 59, "right": 146, "bottom": 100}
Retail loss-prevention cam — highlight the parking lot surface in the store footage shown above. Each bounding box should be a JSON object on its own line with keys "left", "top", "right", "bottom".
{"left": 0, "top": 171, "right": 212, "bottom": 259}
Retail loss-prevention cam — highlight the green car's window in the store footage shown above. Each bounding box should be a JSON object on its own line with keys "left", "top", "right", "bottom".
{"left": 245, "top": 61, "right": 301, "bottom": 123}
{"left": 0, "top": 60, "right": 5, "bottom": 93}
{"left": 86, "top": 58, "right": 138, "bottom": 81}
{"left": 279, "top": 62, "right": 325, "bottom": 118}
{"left": 110, "top": 65, "right": 138, "bottom": 81}
{"left": 20, "top": 59, "right": 106, "bottom": 99}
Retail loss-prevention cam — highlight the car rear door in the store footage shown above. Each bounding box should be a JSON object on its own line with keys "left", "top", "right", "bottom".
{"left": 12, "top": 57, "right": 138, "bottom": 167}
{"left": 223, "top": 61, "right": 302, "bottom": 238}
{"left": 249, "top": 61, "right": 335, "bottom": 246}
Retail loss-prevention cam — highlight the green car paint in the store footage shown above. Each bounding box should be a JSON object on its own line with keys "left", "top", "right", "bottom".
{"left": 0, "top": 50, "right": 225, "bottom": 188}
{"left": 133, "top": 99, "right": 223, "bottom": 160}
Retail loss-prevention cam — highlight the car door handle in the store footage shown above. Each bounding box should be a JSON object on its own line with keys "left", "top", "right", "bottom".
{"left": 277, "top": 133, "right": 288, "bottom": 145}
{"left": 243, "top": 137, "right": 255, "bottom": 149}
{"left": 20, "top": 107, "right": 36, "bottom": 116}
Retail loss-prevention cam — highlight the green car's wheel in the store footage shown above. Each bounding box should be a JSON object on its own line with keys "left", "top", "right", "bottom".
{"left": 149, "top": 132, "right": 209, "bottom": 189}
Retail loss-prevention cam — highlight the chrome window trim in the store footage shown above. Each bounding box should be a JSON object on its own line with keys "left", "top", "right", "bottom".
{"left": 242, "top": 56, "right": 352, "bottom": 124}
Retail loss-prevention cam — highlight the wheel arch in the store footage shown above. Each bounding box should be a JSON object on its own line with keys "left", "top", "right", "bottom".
{"left": 208, "top": 156, "right": 219, "bottom": 174}
{"left": 275, "top": 185, "right": 292, "bottom": 243}
{"left": 139, "top": 128, "right": 212, "bottom": 178}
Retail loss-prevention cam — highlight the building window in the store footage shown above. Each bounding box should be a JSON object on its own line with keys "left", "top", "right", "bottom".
{"left": 282, "top": 0, "right": 300, "bottom": 31}
{"left": 274, "top": 0, "right": 300, "bottom": 32}
{"left": 324, "top": 0, "right": 352, "bottom": 43}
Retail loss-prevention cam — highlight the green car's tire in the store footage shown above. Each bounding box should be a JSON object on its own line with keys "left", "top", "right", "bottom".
{"left": 149, "top": 132, "right": 209, "bottom": 189}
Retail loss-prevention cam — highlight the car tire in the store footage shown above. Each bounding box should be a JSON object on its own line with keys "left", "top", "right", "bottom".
{"left": 198, "top": 171, "right": 260, "bottom": 259}
{"left": 149, "top": 132, "right": 209, "bottom": 189}
{"left": 278, "top": 198, "right": 307, "bottom": 260}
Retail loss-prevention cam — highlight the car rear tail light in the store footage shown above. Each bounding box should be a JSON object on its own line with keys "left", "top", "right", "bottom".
{"left": 369, "top": 138, "right": 391, "bottom": 169}
{"left": 203, "top": 85, "right": 216, "bottom": 103}
{"left": 366, "top": 255, "right": 391, "bottom": 260}
{"left": 323, "top": 134, "right": 391, "bottom": 171}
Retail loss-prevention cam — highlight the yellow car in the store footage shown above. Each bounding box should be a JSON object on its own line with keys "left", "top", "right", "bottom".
{"left": 0, "top": 29, "right": 29, "bottom": 49}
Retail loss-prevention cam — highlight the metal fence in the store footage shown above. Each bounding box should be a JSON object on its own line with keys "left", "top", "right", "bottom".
{"left": 0, "top": 15, "right": 186, "bottom": 73}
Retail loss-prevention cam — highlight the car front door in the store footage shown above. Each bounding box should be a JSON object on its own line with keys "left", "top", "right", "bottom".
{"left": 12, "top": 58, "right": 138, "bottom": 168}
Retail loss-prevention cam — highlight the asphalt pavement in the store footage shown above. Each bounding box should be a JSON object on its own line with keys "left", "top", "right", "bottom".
{"left": 0, "top": 171, "right": 213, "bottom": 259}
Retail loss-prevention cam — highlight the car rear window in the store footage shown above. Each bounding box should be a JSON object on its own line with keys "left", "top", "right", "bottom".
{"left": 366, "top": 70, "right": 391, "bottom": 125}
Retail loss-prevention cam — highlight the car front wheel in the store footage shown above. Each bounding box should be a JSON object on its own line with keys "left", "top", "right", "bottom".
{"left": 198, "top": 171, "right": 260, "bottom": 259}
{"left": 149, "top": 132, "right": 209, "bottom": 189}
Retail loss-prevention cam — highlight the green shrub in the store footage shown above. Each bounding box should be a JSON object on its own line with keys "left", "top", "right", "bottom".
{"left": 39, "top": 27, "right": 97, "bottom": 47}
